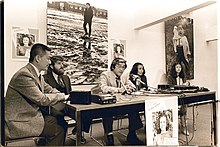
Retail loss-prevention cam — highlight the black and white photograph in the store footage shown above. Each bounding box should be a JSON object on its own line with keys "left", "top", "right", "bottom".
{"left": 165, "top": 16, "right": 194, "bottom": 80}
{"left": 16, "top": 33, "right": 35, "bottom": 57}
{"left": 11, "top": 26, "right": 39, "bottom": 60}
{"left": 110, "top": 39, "right": 126, "bottom": 60}
{"left": 145, "top": 96, "right": 178, "bottom": 146}
{"left": 2, "top": 1, "right": 218, "bottom": 146}
{"left": 113, "top": 43, "right": 125, "bottom": 59}
{"left": 47, "top": 1, "right": 108, "bottom": 84}
{"left": 152, "top": 110, "right": 173, "bottom": 145}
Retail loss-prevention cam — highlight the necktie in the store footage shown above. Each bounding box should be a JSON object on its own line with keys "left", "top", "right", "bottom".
{"left": 58, "top": 75, "right": 65, "bottom": 87}
{"left": 39, "top": 74, "right": 41, "bottom": 82}
{"left": 116, "top": 77, "right": 121, "bottom": 88}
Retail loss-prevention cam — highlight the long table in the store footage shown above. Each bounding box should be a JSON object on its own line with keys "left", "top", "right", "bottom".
{"left": 66, "top": 91, "right": 216, "bottom": 146}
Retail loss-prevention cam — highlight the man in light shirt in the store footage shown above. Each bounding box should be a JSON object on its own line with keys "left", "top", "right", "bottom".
{"left": 99, "top": 57, "right": 144, "bottom": 146}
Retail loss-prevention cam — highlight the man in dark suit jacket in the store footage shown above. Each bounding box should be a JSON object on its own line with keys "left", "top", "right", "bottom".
{"left": 83, "top": 3, "right": 93, "bottom": 37}
{"left": 43, "top": 55, "right": 91, "bottom": 144}
{"left": 5, "top": 43, "right": 68, "bottom": 146}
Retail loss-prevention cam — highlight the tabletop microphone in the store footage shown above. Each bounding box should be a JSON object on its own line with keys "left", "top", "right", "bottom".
{"left": 131, "top": 74, "right": 147, "bottom": 86}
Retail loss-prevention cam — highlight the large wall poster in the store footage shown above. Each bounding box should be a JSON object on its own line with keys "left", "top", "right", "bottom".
{"left": 47, "top": 1, "right": 108, "bottom": 84}
{"left": 165, "top": 16, "right": 194, "bottom": 80}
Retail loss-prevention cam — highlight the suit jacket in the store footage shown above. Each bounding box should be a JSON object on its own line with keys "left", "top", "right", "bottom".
{"left": 43, "top": 71, "right": 71, "bottom": 114}
{"left": 5, "top": 63, "right": 65, "bottom": 139}
{"left": 43, "top": 71, "right": 71, "bottom": 95}
{"left": 99, "top": 71, "right": 134, "bottom": 93}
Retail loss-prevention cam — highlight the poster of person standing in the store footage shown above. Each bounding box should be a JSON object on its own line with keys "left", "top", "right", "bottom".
{"left": 165, "top": 16, "right": 194, "bottom": 80}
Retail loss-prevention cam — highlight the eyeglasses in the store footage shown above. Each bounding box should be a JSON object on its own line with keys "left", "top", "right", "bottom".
{"left": 115, "top": 64, "right": 126, "bottom": 69}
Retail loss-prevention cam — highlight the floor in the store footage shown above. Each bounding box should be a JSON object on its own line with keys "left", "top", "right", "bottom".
{"left": 6, "top": 104, "right": 213, "bottom": 146}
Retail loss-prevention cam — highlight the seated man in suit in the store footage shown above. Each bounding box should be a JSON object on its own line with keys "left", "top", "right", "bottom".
{"left": 5, "top": 43, "right": 68, "bottom": 146}
{"left": 99, "top": 57, "right": 144, "bottom": 145}
{"left": 43, "top": 55, "right": 91, "bottom": 144}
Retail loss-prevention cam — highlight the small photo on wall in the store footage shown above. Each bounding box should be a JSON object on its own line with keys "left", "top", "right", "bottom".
{"left": 11, "top": 26, "right": 39, "bottom": 60}
{"left": 111, "top": 39, "right": 126, "bottom": 60}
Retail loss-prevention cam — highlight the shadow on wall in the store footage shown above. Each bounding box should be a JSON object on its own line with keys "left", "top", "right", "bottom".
{"left": 152, "top": 69, "right": 167, "bottom": 87}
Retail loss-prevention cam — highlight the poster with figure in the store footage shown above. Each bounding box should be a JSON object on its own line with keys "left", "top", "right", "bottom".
{"left": 165, "top": 16, "right": 194, "bottom": 80}
{"left": 47, "top": 1, "right": 108, "bottom": 85}
{"left": 11, "top": 26, "right": 39, "bottom": 60}
{"left": 145, "top": 96, "right": 178, "bottom": 146}
{"left": 110, "top": 39, "right": 126, "bottom": 60}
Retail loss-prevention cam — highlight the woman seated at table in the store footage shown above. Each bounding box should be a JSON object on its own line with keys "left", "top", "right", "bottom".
{"left": 167, "top": 62, "right": 189, "bottom": 136}
{"left": 129, "top": 62, "right": 148, "bottom": 91}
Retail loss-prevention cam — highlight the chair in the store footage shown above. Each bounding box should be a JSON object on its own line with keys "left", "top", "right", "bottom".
{"left": 178, "top": 104, "right": 199, "bottom": 145}
{"left": 64, "top": 115, "right": 76, "bottom": 137}
{"left": 89, "top": 116, "right": 129, "bottom": 146}
{"left": 5, "top": 136, "right": 45, "bottom": 146}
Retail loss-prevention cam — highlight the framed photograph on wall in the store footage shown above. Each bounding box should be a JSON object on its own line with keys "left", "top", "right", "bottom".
{"left": 11, "top": 26, "right": 39, "bottom": 60}
{"left": 110, "top": 39, "right": 126, "bottom": 60}
{"left": 165, "top": 16, "right": 194, "bottom": 80}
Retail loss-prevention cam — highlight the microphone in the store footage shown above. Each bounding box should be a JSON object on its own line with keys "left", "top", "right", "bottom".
{"left": 131, "top": 74, "right": 139, "bottom": 80}
{"left": 136, "top": 78, "right": 147, "bottom": 86}
{"left": 131, "top": 74, "right": 147, "bottom": 86}
{"left": 120, "top": 79, "right": 136, "bottom": 95}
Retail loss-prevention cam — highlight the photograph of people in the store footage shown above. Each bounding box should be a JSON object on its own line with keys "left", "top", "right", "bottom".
{"left": 16, "top": 33, "right": 34, "bottom": 57}
{"left": 172, "top": 24, "right": 191, "bottom": 75}
{"left": 153, "top": 110, "right": 173, "bottom": 145}
{"left": 168, "top": 62, "right": 190, "bottom": 136}
{"left": 99, "top": 57, "right": 144, "bottom": 145}
{"left": 113, "top": 44, "right": 125, "bottom": 59}
{"left": 129, "top": 62, "right": 148, "bottom": 91}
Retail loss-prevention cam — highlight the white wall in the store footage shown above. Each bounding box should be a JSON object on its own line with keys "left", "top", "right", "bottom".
{"left": 4, "top": 0, "right": 48, "bottom": 91}
{"left": 4, "top": 0, "right": 218, "bottom": 103}
{"left": 5, "top": 0, "right": 217, "bottom": 91}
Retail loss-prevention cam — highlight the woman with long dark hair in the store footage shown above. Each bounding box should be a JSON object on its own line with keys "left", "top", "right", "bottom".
{"left": 168, "top": 62, "right": 189, "bottom": 136}
{"left": 129, "top": 62, "right": 148, "bottom": 91}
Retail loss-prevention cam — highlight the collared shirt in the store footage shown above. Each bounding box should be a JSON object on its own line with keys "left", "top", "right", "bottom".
{"left": 176, "top": 77, "right": 183, "bottom": 85}
{"left": 52, "top": 71, "right": 59, "bottom": 83}
{"left": 29, "top": 63, "right": 40, "bottom": 77}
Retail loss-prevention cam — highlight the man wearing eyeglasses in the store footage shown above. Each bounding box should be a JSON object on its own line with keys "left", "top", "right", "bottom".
{"left": 99, "top": 57, "right": 144, "bottom": 146}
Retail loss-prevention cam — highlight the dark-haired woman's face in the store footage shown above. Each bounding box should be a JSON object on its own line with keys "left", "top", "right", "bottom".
{"left": 175, "top": 64, "right": 182, "bottom": 74}
{"left": 23, "top": 37, "right": 30, "bottom": 47}
{"left": 137, "top": 65, "right": 144, "bottom": 76}
{"left": 160, "top": 116, "right": 167, "bottom": 132}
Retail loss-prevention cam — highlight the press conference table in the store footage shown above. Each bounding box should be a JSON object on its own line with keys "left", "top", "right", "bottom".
{"left": 65, "top": 91, "right": 216, "bottom": 146}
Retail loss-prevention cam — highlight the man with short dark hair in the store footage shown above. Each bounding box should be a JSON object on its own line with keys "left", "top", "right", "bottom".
{"left": 99, "top": 57, "right": 144, "bottom": 146}
{"left": 5, "top": 43, "right": 68, "bottom": 146}
{"left": 83, "top": 3, "right": 93, "bottom": 37}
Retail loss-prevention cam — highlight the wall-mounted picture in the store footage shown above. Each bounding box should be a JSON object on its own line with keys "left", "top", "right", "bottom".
{"left": 165, "top": 16, "right": 194, "bottom": 80}
{"left": 11, "top": 26, "right": 39, "bottom": 60}
{"left": 47, "top": 1, "right": 108, "bottom": 85}
{"left": 110, "top": 39, "right": 126, "bottom": 60}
